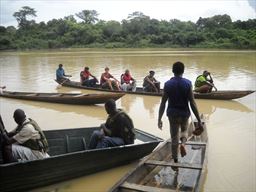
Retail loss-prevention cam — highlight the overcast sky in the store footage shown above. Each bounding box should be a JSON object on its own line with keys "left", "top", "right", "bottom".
{"left": 0, "top": 0, "right": 255, "bottom": 27}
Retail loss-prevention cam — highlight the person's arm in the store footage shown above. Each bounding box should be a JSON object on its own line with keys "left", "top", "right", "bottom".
{"left": 145, "top": 76, "right": 157, "bottom": 91}
{"left": 90, "top": 73, "right": 98, "bottom": 81}
{"left": 101, "top": 123, "right": 111, "bottom": 136}
{"left": 64, "top": 71, "right": 72, "bottom": 78}
{"left": 188, "top": 87, "right": 203, "bottom": 127}
{"left": 0, "top": 124, "right": 16, "bottom": 145}
{"left": 158, "top": 91, "right": 168, "bottom": 130}
{"left": 120, "top": 74, "right": 125, "bottom": 84}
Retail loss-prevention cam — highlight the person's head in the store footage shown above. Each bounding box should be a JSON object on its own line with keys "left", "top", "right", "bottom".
{"left": 84, "top": 67, "right": 89, "bottom": 71}
{"left": 203, "top": 70, "right": 210, "bottom": 77}
{"left": 125, "top": 69, "right": 130, "bottom": 75}
{"left": 13, "top": 109, "right": 26, "bottom": 125}
{"left": 105, "top": 67, "right": 109, "bottom": 72}
{"left": 59, "top": 64, "right": 63, "bottom": 68}
{"left": 172, "top": 61, "right": 185, "bottom": 76}
{"left": 149, "top": 70, "right": 155, "bottom": 77}
{"left": 105, "top": 99, "right": 117, "bottom": 115}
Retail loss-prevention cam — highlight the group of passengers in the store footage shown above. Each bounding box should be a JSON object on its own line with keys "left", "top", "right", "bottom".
{"left": 57, "top": 63, "right": 216, "bottom": 93}
{"left": 0, "top": 61, "right": 206, "bottom": 165}
{"left": 0, "top": 99, "right": 134, "bottom": 164}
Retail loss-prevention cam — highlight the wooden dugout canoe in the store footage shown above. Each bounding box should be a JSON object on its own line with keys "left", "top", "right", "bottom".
{"left": 0, "top": 127, "right": 162, "bottom": 192}
{"left": 109, "top": 116, "right": 208, "bottom": 192}
{"left": 0, "top": 90, "right": 125, "bottom": 105}
{"left": 56, "top": 80, "right": 254, "bottom": 100}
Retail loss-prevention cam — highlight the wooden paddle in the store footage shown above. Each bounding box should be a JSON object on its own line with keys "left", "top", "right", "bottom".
{"left": 57, "top": 78, "right": 70, "bottom": 89}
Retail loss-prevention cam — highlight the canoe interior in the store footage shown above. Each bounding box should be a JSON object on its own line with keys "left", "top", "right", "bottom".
{"left": 110, "top": 117, "right": 208, "bottom": 192}
{"left": 59, "top": 80, "right": 255, "bottom": 100}
{"left": 0, "top": 127, "right": 160, "bottom": 164}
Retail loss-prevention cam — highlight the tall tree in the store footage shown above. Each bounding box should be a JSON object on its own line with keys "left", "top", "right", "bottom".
{"left": 13, "top": 6, "right": 37, "bottom": 28}
{"left": 75, "top": 10, "right": 99, "bottom": 24}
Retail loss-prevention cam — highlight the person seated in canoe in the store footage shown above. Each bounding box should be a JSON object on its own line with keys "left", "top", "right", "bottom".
{"left": 0, "top": 85, "right": 6, "bottom": 94}
{"left": 100, "top": 67, "right": 121, "bottom": 91}
{"left": 88, "top": 99, "right": 135, "bottom": 149}
{"left": 120, "top": 69, "right": 136, "bottom": 92}
{"left": 143, "top": 70, "right": 161, "bottom": 93}
{"left": 194, "top": 71, "right": 217, "bottom": 93}
{"left": 80, "top": 67, "right": 98, "bottom": 87}
{"left": 56, "top": 64, "right": 72, "bottom": 82}
{"left": 0, "top": 110, "right": 49, "bottom": 163}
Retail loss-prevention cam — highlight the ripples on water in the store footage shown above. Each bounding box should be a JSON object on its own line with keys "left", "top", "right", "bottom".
{"left": 0, "top": 49, "right": 255, "bottom": 192}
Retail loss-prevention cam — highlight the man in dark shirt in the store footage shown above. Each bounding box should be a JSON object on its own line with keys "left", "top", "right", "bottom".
{"left": 158, "top": 61, "right": 204, "bottom": 164}
{"left": 88, "top": 99, "right": 135, "bottom": 149}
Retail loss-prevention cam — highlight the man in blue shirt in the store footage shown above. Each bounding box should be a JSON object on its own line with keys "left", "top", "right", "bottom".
{"left": 56, "top": 64, "right": 71, "bottom": 82}
{"left": 158, "top": 61, "right": 203, "bottom": 164}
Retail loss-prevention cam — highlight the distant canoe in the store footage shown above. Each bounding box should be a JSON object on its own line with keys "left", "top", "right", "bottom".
{"left": 0, "top": 127, "right": 162, "bottom": 192}
{"left": 56, "top": 80, "right": 254, "bottom": 100}
{"left": 109, "top": 115, "right": 208, "bottom": 192}
{"left": 0, "top": 91, "right": 125, "bottom": 105}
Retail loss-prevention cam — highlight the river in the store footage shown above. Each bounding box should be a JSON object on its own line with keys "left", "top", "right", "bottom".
{"left": 0, "top": 49, "right": 255, "bottom": 192}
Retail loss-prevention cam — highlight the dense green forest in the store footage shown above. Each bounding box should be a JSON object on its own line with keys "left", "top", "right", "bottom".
{"left": 0, "top": 6, "right": 256, "bottom": 50}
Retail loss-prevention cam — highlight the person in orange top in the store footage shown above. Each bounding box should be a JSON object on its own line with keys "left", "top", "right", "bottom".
{"left": 120, "top": 69, "right": 136, "bottom": 92}
{"left": 80, "top": 67, "right": 98, "bottom": 87}
{"left": 100, "top": 67, "right": 121, "bottom": 91}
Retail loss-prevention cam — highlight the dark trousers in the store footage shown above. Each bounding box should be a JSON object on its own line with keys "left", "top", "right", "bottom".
{"left": 168, "top": 116, "right": 189, "bottom": 160}
{"left": 88, "top": 130, "right": 125, "bottom": 149}
{"left": 82, "top": 79, "right": 97, "bottom": 87}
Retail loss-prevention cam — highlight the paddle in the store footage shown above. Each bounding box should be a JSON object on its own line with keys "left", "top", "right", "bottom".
{"left": 208, "top": 74, "right": 217, "bottom": 91}
{"left": 56, "top": 78, "right": 70, "bottom": 89}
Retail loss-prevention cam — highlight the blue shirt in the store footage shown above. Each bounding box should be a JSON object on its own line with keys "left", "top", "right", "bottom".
{"left": 164, "top": 76, "right": 192, "bottom": 118}
{"left": 56, "top": 68, "right": 65, "bottom": 81}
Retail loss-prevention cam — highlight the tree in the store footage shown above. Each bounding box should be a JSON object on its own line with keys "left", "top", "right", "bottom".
{"left": 75, "top": 10, "right": 99, "bottom": 24}
{"left": 13, "top": 6, "right": 37, "bottom": 28}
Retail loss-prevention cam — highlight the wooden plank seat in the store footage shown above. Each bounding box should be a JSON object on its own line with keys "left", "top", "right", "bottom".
{"left": 120, "top": 182, "right": 176, "bottom": 192}
{"left": 145, "top": 160, "right": 202, "bottom": 170}
{"left": 26, "top": 93, "right": 38, "bottom": 96}
{"left": 73, "top": 94, "right": 88, "bottom": 97}
{"left": 49, "top": 94, "right": 62, "bottom": 97}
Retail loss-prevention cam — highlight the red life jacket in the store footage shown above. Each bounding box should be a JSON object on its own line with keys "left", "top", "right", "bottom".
{"left": 122, "top": 74, "right": 132, "bottom": 84}
{"left": 80, "top": 70, "right": 91, "bottom": 82}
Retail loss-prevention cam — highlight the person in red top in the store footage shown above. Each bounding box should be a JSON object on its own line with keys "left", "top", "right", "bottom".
{"left": 100, "top": 67, "right": 121, "bottom": 91}
{"left": 120, "top": 69, "right": 136, "bottom": 92}
{"left": 80, "top": 67, "right": 98, "bottom": 87}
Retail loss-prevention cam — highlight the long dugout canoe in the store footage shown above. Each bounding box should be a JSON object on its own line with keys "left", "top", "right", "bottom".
{"left": 0, "top": 127, "right": 162, "bottom": 192}
{"left": 109, "top": 115, "right": 208, "bottom": 192}
{"left": 0, "top": 90, "right": 125, "bottom": 105}
{"left": 57, "top": 80, "right": 255, "bottom": 100}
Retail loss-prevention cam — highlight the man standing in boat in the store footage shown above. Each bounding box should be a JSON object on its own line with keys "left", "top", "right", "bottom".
{"left": 56, "top": 64, "right": 72, "bottom": 82}
{"left": 80, "top": 66, "right": 98, "bottom": 87}
{"left": 194, "top": 70, "right": 217, "bottom": 93}
{"left": 88, "top": 99, "right": 135, "bottom": 149}
{"left": 158, "top": 61, "right": 204, "bottom": 164}
{"left": 0, "top": 110, "right": 49, "bottom": 163}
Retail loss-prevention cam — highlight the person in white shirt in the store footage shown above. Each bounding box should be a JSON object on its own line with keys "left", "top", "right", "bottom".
{"left": 0, "top": 109, "right": 49, "bottom": 163}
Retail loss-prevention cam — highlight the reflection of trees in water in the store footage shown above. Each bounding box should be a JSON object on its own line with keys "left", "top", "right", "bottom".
{"left": 143, "top": 97, "right": 160, "bottom": 119}
{"left": 197, "top": 100, "right": 253, "bottom": 120}
{"left": 120, "top": 95, "right": 136, "bottom": 114}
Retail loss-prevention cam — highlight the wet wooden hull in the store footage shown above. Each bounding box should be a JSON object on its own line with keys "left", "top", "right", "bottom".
{"left": 0, "top": 127, "right": 162, "bottom": 192}
{"left": 0, "top": 91, "right": 125, "bottom": 105}
{"left": 109, "top": 116, "right": 208, "bottom": 192}
{"left": 57, "top": 80, "right": 254, "bottom": 100}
